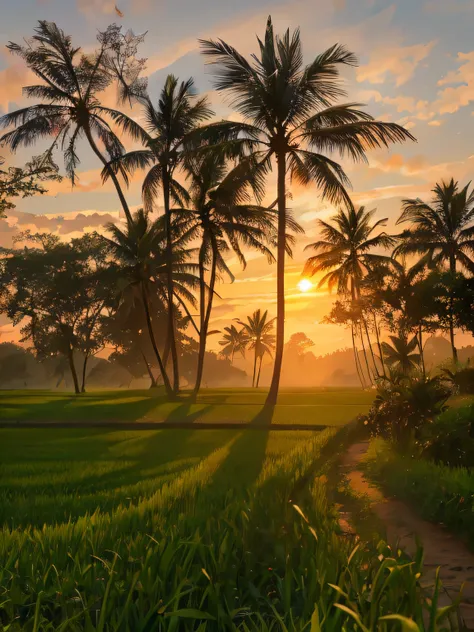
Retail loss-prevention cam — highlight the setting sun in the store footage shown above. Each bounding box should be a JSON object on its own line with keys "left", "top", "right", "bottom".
{"left": 297, "top": 278, "right": 313, "bottom": 293}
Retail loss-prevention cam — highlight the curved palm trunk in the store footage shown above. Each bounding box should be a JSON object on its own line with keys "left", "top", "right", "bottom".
{"left": 83, "top": 124, "right": 133, "bottom": 225}
{"left": 140, "top": 281, "right": 174, "bottom": 398}
{"left": 351, "top": 322, "right": 366, "bottom": 388}
{"left": 363, "top": 317, "right": 379, "bottom": 378}
{"left": 449, "top": 255, "right": 458, "bottom": 364}
{"left": 265, "top": 151, "right": 286, "bottom": 411}
{"left": 252, "top": 345, "right": 259, "bottom": 388}
{"left": 163, "top": 170, "right": 180, "bottom": 394}
{"left": 193, "top": 237, "right": 218, "bottom": 398}
{"left": 359, "top": 322, "right": 373, "bottom": 385}
{"left": 140, "top": 349, "right": 157, "bottom": 388}
{"left": 373, "top": 313, "right": 386, "bottom": 378}
{"left": 418, "top": 324, "right": 426, "bottom": 378}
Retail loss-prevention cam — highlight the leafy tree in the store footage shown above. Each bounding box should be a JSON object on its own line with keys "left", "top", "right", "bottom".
{"left": 0, "top": 233, "right": 116, "bottom": 393}
{"left": 201, "top": 17, "right": 414, "bottom": 409}
{"left": 396, "top": 179, "right": 474, "bottom": 361}
{"left": 175, "top": 151, "right": 277, "bottom": 396}
{"left": 218, "top": 325, "right": 249, "bottom": 363}
{"left": 0, "top": 152, "right": 61, "bottom": 218}
{"left": 102, "top": 74, "right": 212, "bottom": 394}
{"left": 237, "top": 309, "right": 275, "bottom": 388}
{"left": 0, "top": 22, "right": 145, "bottom": 223}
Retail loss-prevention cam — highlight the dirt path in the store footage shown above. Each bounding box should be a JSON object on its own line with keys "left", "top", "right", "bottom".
{"left": 341, "top": 442, "right": 474, "bottom": 629}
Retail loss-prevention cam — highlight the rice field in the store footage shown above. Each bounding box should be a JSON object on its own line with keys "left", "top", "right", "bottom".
{"left": 0, "top": 389, "right": 453, "bottom": 629}
{"left": 0, "top": 387, "right": 374, "bottom": 426}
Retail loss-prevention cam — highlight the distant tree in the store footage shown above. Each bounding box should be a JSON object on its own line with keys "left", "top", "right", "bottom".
{"left": 305, "top": 205, "right": 395, "bottom": 386}
{"left": 285, "top": 333, "right": 315, "bottom": 363}
{"left": 0, "top": 153, "right": 61, "bottom": 218}
{"left": 201, "top": 17, "right": 414, "bottom": 408}
{"left": 0, "top": 233, "right": 116, "bottom": 393}
{"left": 396, "top": 179, "right": 474, "bottom": 361}
{"left": 237, "top": 309, "right": 275, "bottom": 388}
{"left": 218, "top": 325, "right": 249, "bottom": 363}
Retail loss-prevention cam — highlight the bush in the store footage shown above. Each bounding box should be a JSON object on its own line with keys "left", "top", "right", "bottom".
{"left": 362, "top": 375, "right": 451, "bottom": 446}
{"left": 442, "top": 365, "right": 474, "bottom": 394}
{"left": 422, "top": 403, "right": 474, "bottom": 467}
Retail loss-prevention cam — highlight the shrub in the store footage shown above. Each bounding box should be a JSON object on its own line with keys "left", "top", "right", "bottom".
{"left": 362, "top": 375, "right": 451, "bottom": 446}
{"left": 422, "top": 403, "right": 474, "bottom": 467}
{"left": 442, "top": 365, "right": 474, "bottom": 394}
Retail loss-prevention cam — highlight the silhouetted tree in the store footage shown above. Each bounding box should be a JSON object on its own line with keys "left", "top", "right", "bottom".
{"left": 201, "top": 17, "right": 414, "bottom": 409}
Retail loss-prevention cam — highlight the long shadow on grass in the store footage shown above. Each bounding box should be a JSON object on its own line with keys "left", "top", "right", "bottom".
{"left": 209, "top": 408, "right": 272, "bottom": 491}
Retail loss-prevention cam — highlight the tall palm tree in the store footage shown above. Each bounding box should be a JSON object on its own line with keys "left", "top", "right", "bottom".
{"left": 102, "top": 75, "right": 213, "bottom": 394}
{"left": 0, "top": 22, "right": 137, "bottom": 223}
{"left": 304, "top": 205, "right": 395, "bottom": 385}
{"left": 382, "top": 334, "right": 421, "bottom": 376}
{"left": 237, "top": 310, "right": 276, "bottom": 388}
{"left": 104, "top": 209, "right": 198, "bottom": 400}
{"left": 173, "top": 152, "right": 276, "bottom": 397}
{"left": 218, "top": 325, "right": 249, "bottom": 363}
{"left": 396, "top": 179, "right": 474, "bottom": 362}
{"left": 200, "top": 17, "right": 414, "bottom": 409}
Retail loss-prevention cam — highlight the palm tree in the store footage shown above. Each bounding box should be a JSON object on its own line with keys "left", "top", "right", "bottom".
{"left": 237, "top": 310, "right": 276, "bottom": 388}
{"left": 102, "top": 75, "right": 213, "bottom": 395}
{"left": 200, "top": 17, "right": 415, "bottom": 409}
{"left": 382, "top": 334, "right": 421, "bottom": 376}
{"left": 396, "top": 179, "right": 474, "bottom": 362}
{"left": 173, "top": 152, "right": 276, "bottom": 397}
{"left": 304, "top": 205, "right": 395, "bottom": 385}
{"left": 219, "top": 325, "right": 249, "bottom": 363}
{"left": 104, "top": 209, "right": 198, "bottom": 400}
{"left": 0, "top": 22, "right": 139, "bottom": 224}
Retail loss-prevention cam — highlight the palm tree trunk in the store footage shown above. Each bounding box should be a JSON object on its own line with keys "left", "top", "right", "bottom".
{"left": 265, "top": 150, "right": 286, "bottom": 410}
{"left": 256, "top": 355, "right": 263, "bottom": 388}
{"left": 193, "top": 238, "right": 218, "bottom": 397}
{"left": 351, "top": 322, "right": 366, "bottom": 388}
{"left": 252, "top": 347, "right": 258, "bottom": 388}
{"left": 141, "top": 281, "right": 174, "bottom": 399}
{"left": 449, "top": 255, "right": 458, "bottom": 364}
{"left": 359, "top": 322, "right": 373, "bottom": 385}
{"left": 418, "top": 324, "right": 426, "bottom": 378}
{"left": 141, "top": 349, "right": 157, "bottom": 388}
{"left": 83, "top": 124, "right": 133, "bottom": 225}
{"left": 67, "top": 346, "right": 80, "bottom": 395}
{"left": 363, "top": 316, "right": 379, "bottom": 378}
{"left": 162, "top": 170, "right": 180, "bottom": 394}
{"left": 373, "top": 313, "right": 386, "bottom": 378}
{"left": 80, "top": 353, "right": 89, "bottom": 393}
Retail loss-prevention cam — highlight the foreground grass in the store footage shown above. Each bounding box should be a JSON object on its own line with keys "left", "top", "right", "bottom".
{"left": 0, "top": 387, "right": 373, "bottom": 425}
{"left": 0, "top": 425, "right": 456, "bottom": 630}
{"left": 363, "top": 438, "right": 474, "bottom": 549}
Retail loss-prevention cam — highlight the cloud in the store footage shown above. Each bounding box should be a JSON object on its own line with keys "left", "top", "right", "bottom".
{"left": 424, "top": 0, "right": 474, "bottom": 13}
{"left": 76, "top": 0, "right": 115, "bottom": 17}
{"left": 428, "top": 119, "right": 444, "bottom": 126}
{"left": 0, "top": 53, "right": 32, "bottom": 114}
{"left": 434, "top": 51, "right": 474, "bottom": 114}
{"left": 357, "top": 41, "right": 436, "bottom": 87}
{"left": 359, "top": 89, "right": 436, "bottom": 122}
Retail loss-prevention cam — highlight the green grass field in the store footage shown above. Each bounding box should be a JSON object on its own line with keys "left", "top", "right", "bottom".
{"left": 1, "top": 388, "right": 446, "bottom": 630}
{"left": 0, "top": 387, "right": 373, "bottom": 426}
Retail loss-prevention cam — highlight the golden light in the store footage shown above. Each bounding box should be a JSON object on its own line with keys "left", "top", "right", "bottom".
{"left": 297, "top": 278, "right": 313, "bottom": 293}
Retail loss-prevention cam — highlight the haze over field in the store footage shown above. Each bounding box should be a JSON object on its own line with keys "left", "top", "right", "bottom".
{"left": 2, "top": 0, "right": 474, "bottom": 358}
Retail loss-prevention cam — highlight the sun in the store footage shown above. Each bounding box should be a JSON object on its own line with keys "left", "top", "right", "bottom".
{"left": 297, "top": 278, "right": 313, "bottom": 293}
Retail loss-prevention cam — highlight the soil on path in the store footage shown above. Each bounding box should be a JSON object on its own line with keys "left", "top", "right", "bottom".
{"left": 341, "top": 442, "right": 474, "bottom": 630}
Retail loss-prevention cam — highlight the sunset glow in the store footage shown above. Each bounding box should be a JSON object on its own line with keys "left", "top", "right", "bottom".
{"left": 297, "top": 279, "right": 313, "bottom": 293}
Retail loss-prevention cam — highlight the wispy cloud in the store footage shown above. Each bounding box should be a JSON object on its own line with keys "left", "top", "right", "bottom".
{"left": 357, "top": 41, "right": 436, "bottom": 87}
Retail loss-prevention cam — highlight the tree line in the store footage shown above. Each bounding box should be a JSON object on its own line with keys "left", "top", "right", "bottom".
{"left": 0, "top": 17, "right": 427, "bottom": 405}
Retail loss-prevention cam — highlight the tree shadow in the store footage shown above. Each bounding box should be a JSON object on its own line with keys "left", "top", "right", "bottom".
{"left": 210, "top": 409, "right": 271, "bottom": 490}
